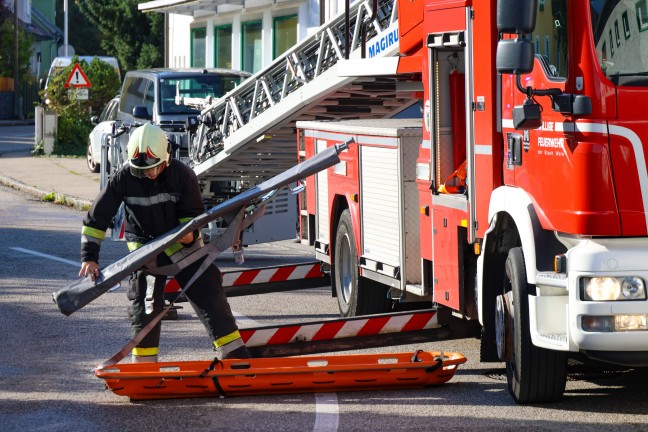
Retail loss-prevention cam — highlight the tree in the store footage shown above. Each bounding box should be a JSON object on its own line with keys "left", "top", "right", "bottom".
{"left": 76, "top": 0, "right": 164, "bottom": 72}
{"left": 0, "top": 3, "right": 33, "bottom": 81}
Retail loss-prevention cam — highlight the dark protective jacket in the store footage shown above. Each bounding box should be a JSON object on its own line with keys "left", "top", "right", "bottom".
{"left": 81, "top": 159, "right": 204, "bottom": 263}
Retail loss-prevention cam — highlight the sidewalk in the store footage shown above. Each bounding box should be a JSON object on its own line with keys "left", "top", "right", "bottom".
{"left": 0, "top": 150, "right": 99, "bottom": 210}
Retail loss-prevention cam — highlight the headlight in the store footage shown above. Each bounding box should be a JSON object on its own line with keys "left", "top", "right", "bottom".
{"left": 581, "top": 276, "right": 646, "bottom": 301}
{"left": 621, "top": 277, "right": 646, "bottom": 300}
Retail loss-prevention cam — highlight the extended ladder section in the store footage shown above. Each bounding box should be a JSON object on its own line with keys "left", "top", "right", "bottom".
{"left": 190, "top": 0, "right": 415, "bottom": 188}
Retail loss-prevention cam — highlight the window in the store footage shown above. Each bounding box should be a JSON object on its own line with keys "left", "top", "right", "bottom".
{"left": 622, "top": 11, "right": 631, "bottom": 38}
{"left": 121, "top": 77, "right": 151, "bottom": 117}
{"left": 215, "top": 25, "right": 233, "bottom": 69}
{"left": 273, "top": 15, "right": 298, "bottom": 58}
{"left": 242, "top": 21, "right": 263, "bottom": 73}
{"left": 532, "top": 0, "right": 568, "bottom": 78}
{"left": 144, "top": 81, "right": 155, "bottom": 115}
{"left": 591, "top": 0, "right": 648, "bottom": 83}
{"left": 191, "top": 28, "right": 207, "bottom": 67}
{"left": 637, "top": 0, "right": 648, "bottom": 32}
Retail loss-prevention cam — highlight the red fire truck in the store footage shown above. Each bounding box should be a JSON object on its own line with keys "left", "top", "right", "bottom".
{"left": 298, "top": 0, "right": 648, "bottom": 403}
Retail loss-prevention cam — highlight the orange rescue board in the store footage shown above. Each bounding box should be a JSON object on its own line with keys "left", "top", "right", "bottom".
{"left": 96, "top": 351, "right": 466, "bottom": 400}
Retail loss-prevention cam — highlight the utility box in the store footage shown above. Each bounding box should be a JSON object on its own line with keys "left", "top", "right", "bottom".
{"left": 35, "top": 106, "right": 57, "bottom": 155}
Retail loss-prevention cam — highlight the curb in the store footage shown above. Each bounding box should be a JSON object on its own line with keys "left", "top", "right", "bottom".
{"left": 0, "top": 173, "right": 92, "bottom": 211}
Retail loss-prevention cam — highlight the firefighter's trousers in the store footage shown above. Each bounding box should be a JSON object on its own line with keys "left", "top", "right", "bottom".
{"left": 128, "top": 256, "right": 245, "bottom": 359}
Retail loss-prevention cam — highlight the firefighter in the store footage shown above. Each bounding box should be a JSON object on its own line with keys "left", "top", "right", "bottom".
{"left": 78, "top": 123, "right": 251, "bottom": 363}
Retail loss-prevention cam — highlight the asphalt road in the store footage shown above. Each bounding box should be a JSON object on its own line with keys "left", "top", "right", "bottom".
{"left": 0, "top": 124, "right": 34, "bottom": 153}
{"left": 2, "top": 183, "right": 648, "bottom": 432}
{"left": 2, "top": 124, "right": 648, "bottom": 431}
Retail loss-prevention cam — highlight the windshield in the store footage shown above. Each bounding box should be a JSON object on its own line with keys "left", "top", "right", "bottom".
{"left": 159, "top": 74, "right": 244, "bottom": 114}
{"left": 590, "top": 0, "right": 648, "bottom": 84}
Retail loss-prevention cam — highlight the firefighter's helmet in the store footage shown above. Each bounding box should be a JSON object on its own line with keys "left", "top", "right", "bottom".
{"left": 127, "top": 123, "right": 170, "bottom": 178}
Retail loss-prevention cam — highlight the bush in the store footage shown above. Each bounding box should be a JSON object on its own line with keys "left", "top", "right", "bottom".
{"left": 53, "top": 104, "right": 92, "bottom": 156}
{"left": 40, "top": 55, "right": 121, "bottom": 156}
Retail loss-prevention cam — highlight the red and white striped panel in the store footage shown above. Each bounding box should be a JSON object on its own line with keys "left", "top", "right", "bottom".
{"left": 240, "top": 311, "right": 438, "bottom": 347}
{"left": 222, "top": 263, "right": 323, "bottom": 287}
{"left": 164, "top": 263, "right": 324, "bottom": 293}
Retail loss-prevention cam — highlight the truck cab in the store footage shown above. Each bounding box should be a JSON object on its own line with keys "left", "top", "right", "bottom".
{"left": 301, "top": 0, "right": 648, "bottom": 404}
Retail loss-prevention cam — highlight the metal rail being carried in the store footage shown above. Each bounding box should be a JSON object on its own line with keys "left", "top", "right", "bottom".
{"left": 189, "top": 0, "right": 409, "bottom": 188}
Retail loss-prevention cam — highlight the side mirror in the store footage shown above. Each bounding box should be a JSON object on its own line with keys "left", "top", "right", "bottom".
{"left": 91, "top": 115, "right": 99, "bottom": 125}
{"left": 132, "top": 105, "right": 152, "bottom": 120}
{"left": 496, "top": 38, "right": 534, "bottom": 74}
{"left": 551, "top": 94, "right": 593, "bottom": 116}
{"left": 513, "top": 99, "right": 542, "bottom": 130}
{"left": 497, "top": 0, "right": 538, "bottom": 34}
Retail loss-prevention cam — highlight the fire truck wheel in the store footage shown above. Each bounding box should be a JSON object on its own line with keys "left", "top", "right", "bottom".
{"left": 334, "top": 210, "right": 390, "bottom": 317}
{"left": 504, "top": 247, "right": 567, "bottom": 404}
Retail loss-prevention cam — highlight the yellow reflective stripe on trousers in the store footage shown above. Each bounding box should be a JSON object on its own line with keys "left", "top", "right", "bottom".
{"left": 81, "top": 226, "right": 106, "bottom": 240}
{"left": 132, "top": 346, "right": 158, "bottom": 356}
{"left": 213, "top": 330, "right": 242, "bottom": 348}
{"left": 127, "top": 242, "right": 143, "bottom": 252}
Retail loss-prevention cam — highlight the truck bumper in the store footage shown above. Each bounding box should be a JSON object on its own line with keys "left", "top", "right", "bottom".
{"left": 566, "top": 237, "right": 648, "bottom": 365}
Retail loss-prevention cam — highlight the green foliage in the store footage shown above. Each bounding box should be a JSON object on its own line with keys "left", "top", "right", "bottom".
{"left": 76, "top": 1, "right": 164, "bottom": 72}
{"left": 39, "top": 55, "right": 120, "bottom": 156}
{"left": 136, "top": 43, "right": 164, "bottom": 70}
{"left": 0, "top": 13, "right": 34, "bottom": 81}
{"left": 40, "top": 56, "right": 120, "bottom": 113}
{"left": 32, "top": 140, "right": 45, "bottom": 156}
{"left": 53, "top": 104, "right": 93, "bottom": 156}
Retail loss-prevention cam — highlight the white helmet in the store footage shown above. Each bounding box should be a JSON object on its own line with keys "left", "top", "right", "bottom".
{"left": 127, "top": 123, "right": 170, "bottom": 177}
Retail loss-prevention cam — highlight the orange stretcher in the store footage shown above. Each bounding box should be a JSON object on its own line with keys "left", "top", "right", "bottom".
{"left": 95, "top": 350, "right": 466, "bottom": 401}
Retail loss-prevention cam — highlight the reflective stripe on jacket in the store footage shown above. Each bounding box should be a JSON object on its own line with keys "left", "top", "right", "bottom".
{"left": 81, "top": 159, "right": 204, "bottom": 263}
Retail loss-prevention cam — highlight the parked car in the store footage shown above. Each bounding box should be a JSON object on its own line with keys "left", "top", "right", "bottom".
{"left": 116, "top": 68, "right": 251, "bottom": 162}
{"left": 87, "top": 96, "right": 119, "bottom": 173}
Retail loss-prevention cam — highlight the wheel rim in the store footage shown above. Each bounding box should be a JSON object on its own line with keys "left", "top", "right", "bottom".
{"left": 87, "top": 145, "right": 95, "bottom": 168}
{"left": 339, "top": 233, "right": 353, "bottom": 303}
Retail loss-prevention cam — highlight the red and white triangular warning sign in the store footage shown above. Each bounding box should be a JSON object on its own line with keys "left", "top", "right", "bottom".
{"left": 64, "top": 64, "right": 92, "bottom": 88}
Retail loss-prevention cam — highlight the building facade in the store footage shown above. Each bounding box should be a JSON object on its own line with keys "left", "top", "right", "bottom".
{"left": 139, "top": 0, "right": 350, "bottom": 73}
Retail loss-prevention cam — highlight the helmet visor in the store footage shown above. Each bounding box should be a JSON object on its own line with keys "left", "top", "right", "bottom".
{"left": 130, "top": 148, "right": 161, "bottom": 168}
{"left": 129, "top": 165, "right": 150, "bottom": 178}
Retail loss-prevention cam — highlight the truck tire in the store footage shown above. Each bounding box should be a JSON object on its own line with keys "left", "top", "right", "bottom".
{"left": 334, "top": 210, "right": 390, "bottom": 317}
{"left": 504, "top": 247, "right": 567, "bottom": 403}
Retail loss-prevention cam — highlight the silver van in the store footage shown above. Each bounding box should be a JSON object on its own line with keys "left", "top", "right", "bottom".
{"left": 116, "top": 68, "right": 250, "bottom": 162}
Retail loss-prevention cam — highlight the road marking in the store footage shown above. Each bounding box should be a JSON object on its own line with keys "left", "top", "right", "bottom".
{"left": 10, "top": 247, "right": 80, "bottom": 267}
{"left": 314, "top": 393, "right": 340, "bottom": 432}
{"left": 11, "top": 247, "right": 340, "bottom": 427}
